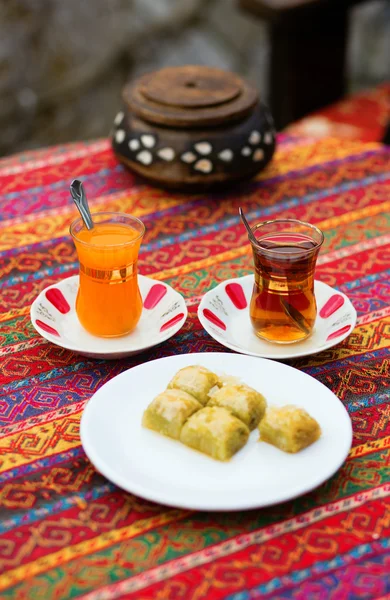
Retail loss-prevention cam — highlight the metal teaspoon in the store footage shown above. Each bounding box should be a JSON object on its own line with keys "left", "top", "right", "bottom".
{"left": 70, "top": 179, "right": 94, "bottom": 230}
{"left": 239, "top": 207, "right": 258, "bottom": 246}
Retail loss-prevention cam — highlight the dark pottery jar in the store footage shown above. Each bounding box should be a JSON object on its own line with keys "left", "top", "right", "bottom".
{"left": 111, "top": 65, "right": 276, "bottom": 191}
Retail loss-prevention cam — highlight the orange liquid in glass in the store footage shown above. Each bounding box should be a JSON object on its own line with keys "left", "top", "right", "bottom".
{"left": 74, "top": 223, "right": 143, "bottom": 337}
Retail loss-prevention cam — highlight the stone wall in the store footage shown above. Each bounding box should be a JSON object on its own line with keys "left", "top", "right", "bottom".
{"left": 1, "top": 0, "right": 389, "bottom": 157}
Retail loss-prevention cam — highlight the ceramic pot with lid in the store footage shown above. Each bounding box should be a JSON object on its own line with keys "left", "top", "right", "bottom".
{"left": 111, "top": 65, "right": 276, "bottom": 190}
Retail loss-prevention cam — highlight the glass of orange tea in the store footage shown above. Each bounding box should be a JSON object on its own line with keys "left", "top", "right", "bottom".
{"left": 70, "top": 212, "right": 145, "bottom": 337}
{"left": 249, "top": 218, "right": 324, "bottom": 343}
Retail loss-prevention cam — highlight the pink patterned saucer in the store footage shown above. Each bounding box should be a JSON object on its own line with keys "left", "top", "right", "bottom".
{"left": 31, "top": 275, "right": 187, "bottom": 359}
{"left": 198, "top": 275, "right": 357, "bottom": 360}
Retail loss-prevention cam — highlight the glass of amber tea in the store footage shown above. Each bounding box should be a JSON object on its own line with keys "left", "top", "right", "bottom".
{"left": 70, "top": 212, "right": 145, "bottom": 337}
{"left": 249, "top": 219, "right": 324, "bottom": 343}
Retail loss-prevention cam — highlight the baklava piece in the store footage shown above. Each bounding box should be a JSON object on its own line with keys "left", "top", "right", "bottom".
{"left": 208, "top": 383, "right": 267, "bottom": 430}
{"left": 142, "top": 389, "right": 201, "bottom": 440}
{"left": 168, "top": 365, "right": 221, "bottom": 405}
{"left": 259, "top": 405, "right": 321, "bottom": 453}
{"left": 180, "top": 406, "right": 249, "bottom": 461}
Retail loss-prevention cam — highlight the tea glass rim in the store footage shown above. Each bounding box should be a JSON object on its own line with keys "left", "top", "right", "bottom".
{"left": 250, "top": 218, "right": 324, "bottom": 253}
{"left": 70, "top": 211, "right": 145, "bottom": 248}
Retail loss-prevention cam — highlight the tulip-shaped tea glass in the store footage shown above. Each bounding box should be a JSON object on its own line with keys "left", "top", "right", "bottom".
{"left": 249, "top": 219, "right": 324, "bottom": 343}
{"left": 70, "top": 212, "right": 145, "bottom": 337}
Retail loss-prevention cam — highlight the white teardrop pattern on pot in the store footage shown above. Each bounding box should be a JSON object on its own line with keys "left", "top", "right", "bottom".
{"left": 115, "top": 129, "right": 126, "bottom": 144}
{"left": 129, "top": 139, "right": 140, "bottom": 151}
{"left": 158, "top": 147, "right": 176, "bottom": 162}
{"left": 141, "top": 134, "right": 156, "bottom": 149}
{"left": 136, "top": 150, "right": 153, "bottom": 166}
{"left": 249, "top": 130, "right": 261, "bottom": 145}
{"left": 253, "top": 148, "right": 264, "bottom": 162}
{"left": 218, "top": 149, "right": 234, "bottom": 162}
{"left": 194, "top": 159, "right": 213, "bottom": 174}
{"left": 181, "top": 151, "right": 197, "bottom": 164}
{"left": 114, "top": 111, "right": 124, "bottom": 125}
{"left": 241, "top": 146, "right": 252, "bottom": 157}
{"left": 194, "top": 142, "right": 212, "bottom": 155}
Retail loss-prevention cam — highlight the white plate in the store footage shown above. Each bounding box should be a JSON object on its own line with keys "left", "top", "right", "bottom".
{"left": 198, "top": 275, "right": 357, "bottom": 360}
{"left": 80, "top": 352, "right": 352, "bottom": 511}
{"left": 31, "top": 275, "right": 187, "bottom": 359}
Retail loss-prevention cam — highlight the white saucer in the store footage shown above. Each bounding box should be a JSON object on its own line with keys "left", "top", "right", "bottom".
{"left": 198, "top": 275, "right": 357, "bottom": 360}
{"left": 31, "top": 275, "right": 187, "bottom": 359}
{"left": 80, "top": 352, "right": 352, "bottom": 511}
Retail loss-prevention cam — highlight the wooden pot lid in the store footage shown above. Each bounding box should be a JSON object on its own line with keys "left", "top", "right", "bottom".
{"left": 141, "top": 65, "right": 242, "bottom": 108}
{"left": 123, "top": 65, "right": 259, "bottom": 128}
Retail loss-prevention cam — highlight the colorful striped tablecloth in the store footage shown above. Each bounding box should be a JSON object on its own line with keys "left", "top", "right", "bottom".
{"left": 1, "top": 134, "right": 389, "bottom": 600}
{"left": 286, "top": 83, "right": 390, "bottom": 143}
